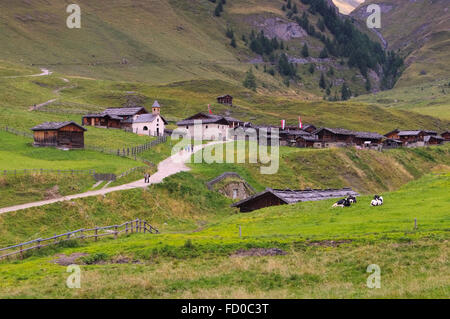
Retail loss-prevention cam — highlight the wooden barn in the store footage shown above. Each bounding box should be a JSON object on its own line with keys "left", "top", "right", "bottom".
{"left": 352, "top": 131, "right": 384, "bottom": 146}
{"left": 217, "top": 94, "right": 233, "bottom": 106}
{"left": 441, "top": 131, "right": 450, "bottom": 142}
{"left": 315, "top": 127, "right": 356, "bottom": 145}
{"left": 397, "top": 130, "right": 427, "bottom": 144}
{"left": 31, "top": 121, "right": 86, "bottom": 149}
{"left": 314, "top": 127, "right": 383, "bottom": 147}
{"left": 424, "top": 135, "right": 444, "bottom": 145}
{"left": 82, "top": 107, "right": 148, "bottom": 129}
{"left": 382, "top": 138, "right": 403, "bottom": 149}
{"left": 231, "top": 188, "right": 359, "bottom": 212}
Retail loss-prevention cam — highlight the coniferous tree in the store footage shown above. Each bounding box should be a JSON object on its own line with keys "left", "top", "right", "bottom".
{"left": 214, "top": 2, "right": 223, "bottom": 16}
{"left": 243, "top": 69, "right": 257, "bottom": 91}
{"left": 308, "top": 63, "right": 315, "bottom": 74}
{"left": 301, "top": 43, "right": 309, "bottom": 57}
{"left": 319, "top": 73, "right": 326, "bottom": 89}
{"left": 365, "top": 77, "right": 372, "bottom": 92}
{"left": 341, "top": 82, "right": 351, "bottom": 100}
{"left": 319, "top": 47, "right": 328, "bottom": 59}
{"left": 230, "top": 37, "right": 236, "bottom": 48}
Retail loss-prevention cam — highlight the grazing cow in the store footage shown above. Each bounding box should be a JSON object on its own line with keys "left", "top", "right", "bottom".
{"left": 347, "top": 195, "right": 357, "bottom": 204}
{"left": 332, "top": 198, "right": 351, "bottom": 208}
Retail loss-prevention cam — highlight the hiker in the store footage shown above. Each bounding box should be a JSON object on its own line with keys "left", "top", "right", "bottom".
{"left": 144, "top": 173, "right": 149, "bottom": 183}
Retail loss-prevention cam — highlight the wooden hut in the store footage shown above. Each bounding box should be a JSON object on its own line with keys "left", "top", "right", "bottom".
{"left": 397, "top": 130, "right": 426, "bottom": 144}
{"left": 82, "top": 107, "right": 148, "bottom": 129}
{"left": 424, "top": 135, "right": 444, "bottom": 145}
{"left": 217, "top": 94, "right": 233, "bottom": 106}
{"left": 31, "top": 121, "right": 86, "bottom": 149}
{"left": 441, "top": 131, "right": 450, "bottom": 142}
{"left": 382, "top": 138, "right": 403, "bottom": 149}
{"left": 231, "top": 188, "right": 359, "bottom": 212}
{"left": 315, "top": 127, "right": 356, "bottom": 145}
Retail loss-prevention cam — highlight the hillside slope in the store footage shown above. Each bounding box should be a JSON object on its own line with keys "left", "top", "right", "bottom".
{"left": 351, "top": 0, "right": 450, "bottom": 87}
{"left": 0, "top": 0, "right": 401, "bottom": 96}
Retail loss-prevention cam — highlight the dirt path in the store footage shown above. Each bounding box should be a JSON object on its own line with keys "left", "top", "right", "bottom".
{"left": 3, "top": 68, "right": 53, "bottom": 79}
{"left": 0, "top": 141, "right": 224, "bottom": 215}
{"left": 29, "top": 77, "right": 76, "bottom": 111}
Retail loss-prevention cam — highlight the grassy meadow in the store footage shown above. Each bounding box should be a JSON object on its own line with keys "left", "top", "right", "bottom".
{"left": 0, "top": 172, "right": 448, "bottom": 298}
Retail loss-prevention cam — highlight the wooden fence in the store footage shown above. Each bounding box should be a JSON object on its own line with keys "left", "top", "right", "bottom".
{"left": 1, "top": 168, "right": 96, "bottom": 176}
{"left": 0, "top": 219, "right": 158, "bottom": 260}
{"left": 0, "top": 126, "right": 33, "bottom": 138}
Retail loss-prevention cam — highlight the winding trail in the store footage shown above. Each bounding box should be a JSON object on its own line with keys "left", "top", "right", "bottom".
{"left": 2, "top": 68, "right": 53, "bottom": 79}
{"left": 0, "top": 141, "right": 224, "bottom": 215}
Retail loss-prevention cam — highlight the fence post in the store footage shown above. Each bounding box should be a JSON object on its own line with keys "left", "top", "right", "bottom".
{"left": 125, "top": 222, "right": 128, "bottom": 235}
{"left": 37, "top": 239, "right": 41, "bottom": 250}
{"left": 136, "top": 219, "right": 139, "bottom": 233}
{"left": 143, "top": 221, "right": 146, "bottom": 234}
{"left": 95, "top": 228, "right": 98, "bottom": 241}
{"left": 20, "top": 245, "right": 23, "bottom": 259}
{"left": 114, "top": 226, "right": 118, "bottom": 239}
{"left": 54, "top": 234, "right": 57, "bottom": 245}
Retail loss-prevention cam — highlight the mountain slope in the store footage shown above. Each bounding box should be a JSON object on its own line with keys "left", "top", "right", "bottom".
{"left": 351, "top": 0, "right": 450, "bottom": 87}
{"left": 0, "top": 0, "right": 399, "bottom": 96}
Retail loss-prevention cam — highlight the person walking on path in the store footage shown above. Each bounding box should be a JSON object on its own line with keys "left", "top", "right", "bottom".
{"left": 144, "top": 173, "right": 150, "bottom": 183}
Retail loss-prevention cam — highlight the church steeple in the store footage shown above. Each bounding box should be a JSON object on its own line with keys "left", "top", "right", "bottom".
{"left": 152, "top": 100, "right": 160, "bottom": 115}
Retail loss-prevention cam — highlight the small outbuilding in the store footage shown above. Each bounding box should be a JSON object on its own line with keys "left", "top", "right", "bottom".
{"left": 441, "top": 131, "right": 450, "bottom": 142}
{"left": 31, "top": 121, "right": 86, "bottom": 149}
{"left": 231, "top": 187, "right": 359, "bottom": 212}
{"left": 217, "top": 94, "right": 233, "bottom": 106}
{"left": 424, "top": 135, "right": 444, "bottom": 145}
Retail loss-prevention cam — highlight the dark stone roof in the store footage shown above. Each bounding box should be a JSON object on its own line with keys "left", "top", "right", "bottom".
{"left": 397, "top": 130, "right": 424, "bottom": 136}
{"left": 124, "top": 113, "right": 168, "bottom": 125}
{"left": 103, "top": 107, "right": 147, "bottom": 116}
{"left": 31, "top": 121, "right": 87, "bottom": 131}
{"left": 224, "top": 116, "right": 243, "bottom": 123}
{"left": 152, "top": 100, "right": 161, "bottom": 108}
{"left": 217, "top": 94, "right": 233, "bottom": 98}
{"left": 231, "top": 187, "right": 359, "bottom": 208}
{"left": 424, "top": 135, "right": 444, "bottom": 142}
{"left": 177, "top": 113, "right": 233, "bottom": 126}
{"left": 315, "top": 127, "right": 383, "bottom": 139}
{"left": 83, "top": 107, "right": 147, "bottom": 120}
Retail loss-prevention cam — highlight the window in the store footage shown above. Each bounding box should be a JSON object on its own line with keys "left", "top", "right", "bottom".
{"left": 206, "top": 125, "right": 208, "bottom": 129}
{"left": 157, "top": 118, "right": 159, "bottom": 122}
{"left": 186, "top": 126, "right": 188, "bottom": 129}
{"left": 143, "top": 126, "right": 148, "bottom": 131}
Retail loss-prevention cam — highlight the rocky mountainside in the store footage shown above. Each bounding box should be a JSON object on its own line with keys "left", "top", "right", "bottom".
{"left": 0, "top": 0, "right": 403, "bottom": 97}
{"left": 351, "top": 0, "right": 450, "bottom": 87}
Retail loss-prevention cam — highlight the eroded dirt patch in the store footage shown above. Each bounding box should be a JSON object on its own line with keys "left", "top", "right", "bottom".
{"left": 231, "top": 248, "right": 287, "bottom": 257}
{"left": 52, "top": 253, "right": 88, "bottom": 266}
{"left": 306, "top": 239, "right": 352, "bottom": 247}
